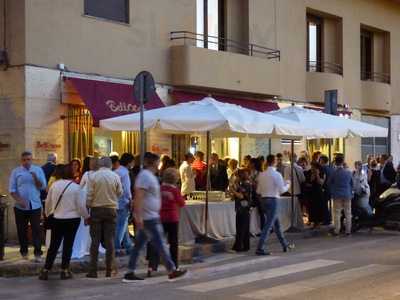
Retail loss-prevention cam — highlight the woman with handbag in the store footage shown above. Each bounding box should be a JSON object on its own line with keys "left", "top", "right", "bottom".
{"left": 39, "top": 165, "right": 90, "bottom": 280}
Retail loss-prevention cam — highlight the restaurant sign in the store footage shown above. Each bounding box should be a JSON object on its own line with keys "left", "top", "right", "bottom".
{"left": 35, "top": 141, "right": 62, "bottom": 151}
{"left": 0, "top": 134, "right": 12, "bottom": 158}
{"left": 66, "top": 77, "right": 164, "bottom": 126}
{"left": 34, "top": 138, "right": 63, "bottom": 160}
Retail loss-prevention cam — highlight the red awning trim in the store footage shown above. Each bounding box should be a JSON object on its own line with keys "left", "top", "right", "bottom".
{"left": 304, "top": 105, "right": 352, "bottom": 116}
{"left": 64, "top": 76, "right": 165, "bottom": 126}
{"left": 171, "top": 90, "right": 279, "bottom": 112}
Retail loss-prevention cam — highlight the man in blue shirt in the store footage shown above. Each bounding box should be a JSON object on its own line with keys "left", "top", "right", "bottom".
{"left": 9, "top": 151, "right": 47, "bottom": 260}
{"left": 328, "top": 154, "right": 353, "bottom": 236}
{"left": 114, "top": 153, "right": 134, "bottom": 256}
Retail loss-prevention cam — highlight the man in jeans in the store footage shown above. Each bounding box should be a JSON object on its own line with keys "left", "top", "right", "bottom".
{"left": 86, "top": 157, "right": 123, "bottom": 278}
{"left": 9, "top": 151, "right": 47, "bottom": 261}
{"left": 123, "top": 152, "right": 187, "bottom": 282}
{"left": 328, "top": 154, "right": 354, "bottom": 236}
{"left": 256, "top": 154, "right": 294, "bottom": 256}
{"left": 114, "top": 153, "right": 134, "bottom": 256}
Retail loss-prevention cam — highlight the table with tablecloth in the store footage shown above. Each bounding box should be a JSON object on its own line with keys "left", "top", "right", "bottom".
{"left": 179, "top": 197, "right": 303, "bottom": 244}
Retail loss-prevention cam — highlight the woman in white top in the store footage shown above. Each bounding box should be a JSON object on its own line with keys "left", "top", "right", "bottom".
{"left": 39, "top": 165, "right": 89, "bottom": 281}
{"left": 71, "top": 156, "right": 98, "bottom": 259}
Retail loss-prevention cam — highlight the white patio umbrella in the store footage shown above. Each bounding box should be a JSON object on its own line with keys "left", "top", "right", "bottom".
{"left": 266, "top": 105, "right": 388, "bottom": 231}
{"left": 100, "top": 97, "right": 305, "bottom": 137}
{"left": 100, "top": 97, "right": 304, "bottom": 241}
{"left": 267, "top": 105, "right": 388, "bottom": 138}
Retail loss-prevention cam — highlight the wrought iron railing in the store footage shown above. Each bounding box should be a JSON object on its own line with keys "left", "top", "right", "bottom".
{"left": 361, "top": 71, "right": 390, "bottom": 84}
{"left": 307, "top": 60, "right": 343, "bottom": 75}
{"left": 170, "top": 31, "right": 281, "bottom": 61}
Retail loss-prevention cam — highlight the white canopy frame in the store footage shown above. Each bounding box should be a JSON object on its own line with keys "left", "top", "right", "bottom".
{"left": 267, "top": 104, "right": 389, "bottom": 231}
{"left": 100, "top": 98, "right": 306, "bottom": 241}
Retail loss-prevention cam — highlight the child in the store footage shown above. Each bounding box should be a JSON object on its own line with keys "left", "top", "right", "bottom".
{"left": 147, "top": 167, "right": 185, "bottom": 277}
{"left": 232, "top": 169, "right": 252, "bottom": 252}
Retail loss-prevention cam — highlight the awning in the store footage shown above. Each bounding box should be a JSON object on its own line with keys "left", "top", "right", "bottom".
{"left": 65, "top": 76, "right": 165, "bottom": 125}
{"left": 171, "top": 91, "right": 279, "bottom": 112}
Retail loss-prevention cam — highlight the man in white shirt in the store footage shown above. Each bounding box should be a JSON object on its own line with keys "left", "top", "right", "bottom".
{"left": 179, "top": 153, "right": 195, "bottom": 198}
{"left": 256, "top": 154, "right": 294, "bottom": 255}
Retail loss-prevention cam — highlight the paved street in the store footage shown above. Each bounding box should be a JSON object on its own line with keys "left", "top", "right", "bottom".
{"left": 1, "top": 230, "right": 400, "bottom": 300}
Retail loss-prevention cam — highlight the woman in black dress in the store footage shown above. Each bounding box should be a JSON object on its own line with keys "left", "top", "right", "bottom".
{"left": 308, "top": 161, "right": 325, "bottom": 228}
{"left": 232, "top": 169, "right": 252, "bottom": 252}
{"left": 368, "top": 159, "right": 381, "bottom": 209}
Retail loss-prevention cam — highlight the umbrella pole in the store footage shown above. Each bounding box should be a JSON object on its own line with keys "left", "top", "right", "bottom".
{"left": 139, "top": 77, "right": 145, "bottom": 169}
{"left": 205, "top": 131, "right": 210, "bottom": 236}
{"left": 286, "top": 139, "right": 301, "bottom": 233}
{"left": 196, "top": 131, "right": 218, "bottom": 244}
{"left": 328, "top": 139, "right": 333, "bottom": 216}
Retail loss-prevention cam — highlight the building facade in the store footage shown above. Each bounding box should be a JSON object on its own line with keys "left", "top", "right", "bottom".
{"left": 0, "top": 0, "right": 399, "bottom": 239}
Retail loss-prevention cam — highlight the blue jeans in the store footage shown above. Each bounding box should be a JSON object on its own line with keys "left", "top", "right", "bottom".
{"left": 257, "top": 197, "right": 288, "bottom": 252}
{"left": 128, "top": 218, "right": 176, "bottom": 272}
{"left": 115, "top": 207, "right": 133, "bottom": 251}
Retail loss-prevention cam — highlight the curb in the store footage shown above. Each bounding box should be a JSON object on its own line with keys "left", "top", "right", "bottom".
{"left": 0, "top": 238, "right": 236, "bottom": 278}
{"left": 0, "top": 232, "right": 305, "bottom": 278}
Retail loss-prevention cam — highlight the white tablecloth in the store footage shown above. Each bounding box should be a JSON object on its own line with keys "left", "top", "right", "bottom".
{"left": 179, "top": 197, "right": 303, "bottom": 244}
{"left": 46, "top": 218, "right": 105, "bottom": 259}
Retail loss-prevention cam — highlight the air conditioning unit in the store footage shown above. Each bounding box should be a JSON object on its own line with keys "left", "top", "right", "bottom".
{"left": 0, "top": 50, "right": 9, "bottom": 67}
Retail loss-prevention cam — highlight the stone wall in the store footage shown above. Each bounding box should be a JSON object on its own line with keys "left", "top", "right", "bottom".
{"left": 0, "top": 66, "right": 26, "bottom": 240}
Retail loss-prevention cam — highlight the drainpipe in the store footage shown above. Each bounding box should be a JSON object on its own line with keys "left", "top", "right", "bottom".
{"left": 2, "top": 0, "right": 6, "bottom": 50}
{"left": 1, "top": 0, "right": 9, "bottom": 70}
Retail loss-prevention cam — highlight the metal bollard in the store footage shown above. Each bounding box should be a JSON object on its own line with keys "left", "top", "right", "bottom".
{"left": 0, "top": 194, "right": 7, "bottom": 261}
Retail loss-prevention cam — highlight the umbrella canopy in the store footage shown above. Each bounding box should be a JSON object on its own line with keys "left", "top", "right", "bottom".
{"left": 267, "top": 105, "right": 388, "bottom": 138}
{"left": 100, "top": 97, "right": 304, "bottom": 137}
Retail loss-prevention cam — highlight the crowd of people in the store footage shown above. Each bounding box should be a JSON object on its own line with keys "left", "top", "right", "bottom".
{"left": 7, "top": 148, "right": 399, "bottom": 281}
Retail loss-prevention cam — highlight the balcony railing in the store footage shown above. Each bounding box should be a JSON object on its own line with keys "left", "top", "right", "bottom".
{"left": 361, "top": 71, "right": 390, "bottom": 84}
{"left": 307, "top": 60, "right": 343, "bottom": 75}
{"left": 170, "top": 31, "right": 280, "bottom": 61}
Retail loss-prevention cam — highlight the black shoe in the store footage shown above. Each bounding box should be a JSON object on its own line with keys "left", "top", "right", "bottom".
{"left": 60, "top": 270, "right": 73, "bottom": 280}
{"left": 38, "top": 269, "right": 49, "bottom": 281}
{"left": 122, "top": 272, "right": 144, "bottom": 282}
{"left": 86, "top": 272, "right": 98, "bottom": 279}
{"left": 168, "top": 269, "right": 188, "bottom": 282}
{"left": 283, "top": 243, "right": 295, "bottom": 253}
{"left": 255, "top": 250, "right": 271, "bottom": 256}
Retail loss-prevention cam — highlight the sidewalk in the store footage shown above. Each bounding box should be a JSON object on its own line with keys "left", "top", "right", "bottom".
{"left": 0, "top": 238, "right": 236, "bottom": 277}
{"left": 0, "top": 232, "right": 305, "bottom": 277}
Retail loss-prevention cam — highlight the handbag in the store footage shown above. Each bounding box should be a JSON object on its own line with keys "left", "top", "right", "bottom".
{"left": 43, "top": 181, "right": 73, "bottom": 230}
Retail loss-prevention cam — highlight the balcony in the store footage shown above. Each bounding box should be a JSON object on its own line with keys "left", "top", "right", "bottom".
{"left": 306, "top": 61, "right": 344, "bottom": 104}
{"left": 169, "top": 31, "right": 281, "bottom": 95}
{"left": 170, "top": 31, "right": 281, "bottom": 60}
{"left": 361, "top": 71, "right": 390, "bottom": 84}
{"left": 307, "top": 61, "right": 343, "bottom": 75}
{"left": 361, "top": 80, "right": 391, "bottom": 111}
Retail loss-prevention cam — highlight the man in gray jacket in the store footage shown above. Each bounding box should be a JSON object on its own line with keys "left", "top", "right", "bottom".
{"left": 86, "top": 157, "right": 123, "bottom": 278}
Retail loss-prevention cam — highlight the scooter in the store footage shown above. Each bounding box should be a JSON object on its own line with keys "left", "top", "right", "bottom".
{"left": 351, "top": 186, "right": 400, "bottom": 232}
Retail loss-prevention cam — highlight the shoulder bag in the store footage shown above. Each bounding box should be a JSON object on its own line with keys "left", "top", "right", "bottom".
{"left": 43, "top": 181, "right": 73, "bottom": 230}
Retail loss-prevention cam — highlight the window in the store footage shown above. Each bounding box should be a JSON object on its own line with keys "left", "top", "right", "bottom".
{"left": 361, "top": 115, "right": 389, "bottom": 161}
{"left": 196, "top": 0, "right": 225, "bottom": 50}
{"left": 360, "top": 29, "right": 373, "bottom": 81}
{"left": 84, "top": 0, "right": 129, "bottom": 24}
{"left": 360, "top": 26, "right": 390, "bottom": 83}
{"left": 306, "top": 10, "right": 343, "bottom": 75}
{"left": 307, "top": 14, "right": 322, "bottom": 72}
